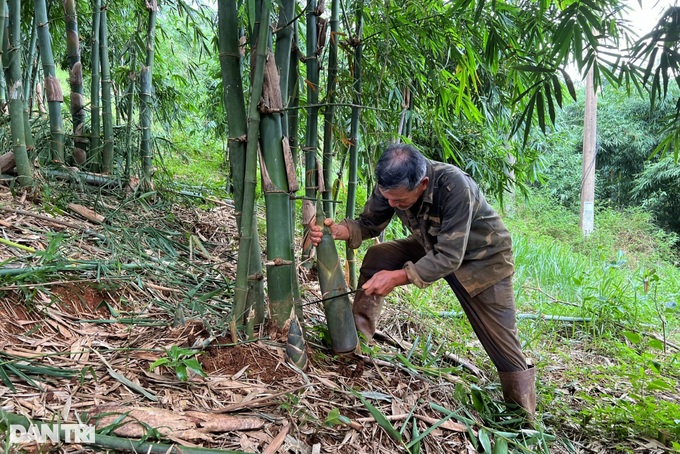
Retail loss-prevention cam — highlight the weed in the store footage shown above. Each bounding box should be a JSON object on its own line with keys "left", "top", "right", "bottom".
{"left": 148, "top": 345, "right": 206, "bottom": 381}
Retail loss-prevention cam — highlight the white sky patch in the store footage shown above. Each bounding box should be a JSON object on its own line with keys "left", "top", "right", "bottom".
{"left": 625, "top": 0, "right": 677, "bottom": 38}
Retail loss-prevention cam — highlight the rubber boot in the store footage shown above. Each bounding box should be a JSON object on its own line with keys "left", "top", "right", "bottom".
{"left": 498, "top": 364, "right": 536, "bottom": 419}
{"left": 352, "top": 289, "right": 384, "bottom": 340}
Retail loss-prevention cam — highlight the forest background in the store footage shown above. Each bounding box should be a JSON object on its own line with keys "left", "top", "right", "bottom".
{"left": 0, "top": 0, "right": 679, "bottom": 453}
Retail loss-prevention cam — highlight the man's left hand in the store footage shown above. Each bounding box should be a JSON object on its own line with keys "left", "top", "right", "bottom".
{"left": 362, "top": 269, "right": 409, "bottom": 296}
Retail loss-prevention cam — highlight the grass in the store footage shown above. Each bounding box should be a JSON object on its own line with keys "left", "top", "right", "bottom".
{"left": 365, "top": 188, "right": 680, "bottom": 451}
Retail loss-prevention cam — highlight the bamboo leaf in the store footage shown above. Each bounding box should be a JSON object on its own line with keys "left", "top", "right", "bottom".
{"left": 0, "top": 365, "right": 16, "bottom": 392}
{"left": 493, "top": 437, "right": 509, "bottom": 453}
{"left": 355, "top": 392, "right": 402, "bottom": 443}
{"left": 479, "top": 427, "right": 492, "bottom": 452}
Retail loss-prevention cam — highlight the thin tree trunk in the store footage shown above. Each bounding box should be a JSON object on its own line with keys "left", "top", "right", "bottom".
{"left": 218, "top": 0, "right": 265, "bottom": 327}
{"left": 345, "top": 0, "right": 363, "bottom": 290}
{"left": 321, "top": 0, "right": 339, "bottom": 217}
{"left": 100, "top": 4, "right": 113, "bottom": 173}
{"left": 90, "top": 0, "right": 101, "bottom": 170}
{"left": 63, "top": 0, "right": 87, "bottom": 166}
{"left": 140, "top": 0, "right": 157, "bottom": 186}
{"left": 3, "top": 0, "right": 32, "bottom": 186}
{"left": 34, "top": 0, "right": 64, "bottom": 162}
{"left": 231, "top": 0, "right": 270, "bottom": 338}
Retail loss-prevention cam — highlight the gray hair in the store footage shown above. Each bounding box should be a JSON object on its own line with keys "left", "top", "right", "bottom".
{"left": 375, "top": 144, "right": 427, "bottom": 190}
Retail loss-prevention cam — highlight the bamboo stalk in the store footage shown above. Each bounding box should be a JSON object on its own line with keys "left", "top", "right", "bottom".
{"left": 99, "top": 6, "right": 114, "bottom": 174}
{"left": 4, "top": 0, "right": 33, "bottom": 186}
{"left": 231, "top": 0, "right": 271, "bottom": 334}
{"left": 315, "top": 202, "right": 358, "bottom": 353}
{"left": 321, "top": 0, "right": 340, "bottom": 217}
{"left": 345, "top": 0, "right": 364, "bottom": 290}
{"left": 0, "top": 238, "right": 35, "bottom": 252}
{"left": 218, "top": 0, "right": 266, "bottom": 329}
{"left": 0, "top": 262, "right": 143, "bottom": 277}
{"left": 34, "top": 0, "right": 65, "bottom": 162}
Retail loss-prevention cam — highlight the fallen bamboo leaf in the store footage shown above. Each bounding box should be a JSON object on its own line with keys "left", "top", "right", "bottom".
{"left": 414, "top": 414, "right": 467, "bottom": 432}
{"left": 68, "top": 203, "right": 105, "bottom": 224}
{"left": 92, "top": 349, "right": 157, "bottom": 402}
{"left": 212, "top": 384, "right": 312, "bottom": 413}
{"left": 262, "top": 422, "right": 290, "bottom": 454}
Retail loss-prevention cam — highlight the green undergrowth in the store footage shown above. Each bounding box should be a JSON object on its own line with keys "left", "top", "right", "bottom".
{"left": 388, "top": 190, "right": 680, "bottom": 452}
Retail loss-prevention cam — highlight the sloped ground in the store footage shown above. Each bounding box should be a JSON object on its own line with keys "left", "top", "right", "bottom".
{"left": 0, "top": 184, "right": 490, "bottom": 454}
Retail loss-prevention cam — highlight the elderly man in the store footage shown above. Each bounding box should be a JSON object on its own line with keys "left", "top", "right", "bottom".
{"left": 309, "top": 143, "right": 535, "bottom": 416}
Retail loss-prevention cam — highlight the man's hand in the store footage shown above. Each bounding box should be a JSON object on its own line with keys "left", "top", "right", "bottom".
{"left": 362, "top": 269, "right": 409, "bottom": 296}
{"left": 308, "top": 218, "right": 350, "bottom": 247}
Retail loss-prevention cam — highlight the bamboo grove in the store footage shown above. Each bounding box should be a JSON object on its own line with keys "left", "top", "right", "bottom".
{"left": 1, "top": 0, "right": 679, "bottom": 340}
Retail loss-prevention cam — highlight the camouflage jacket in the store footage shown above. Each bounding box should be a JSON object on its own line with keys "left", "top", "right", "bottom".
{"left": 343, "top": 160, "right": 514, "bottom": 297}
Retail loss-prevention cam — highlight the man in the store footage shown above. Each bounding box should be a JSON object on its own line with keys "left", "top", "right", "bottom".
{"left": 309, "top": 143, "right": 535, "bottom": 416}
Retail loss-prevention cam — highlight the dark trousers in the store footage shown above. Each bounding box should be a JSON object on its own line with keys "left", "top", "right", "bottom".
{"left": 359, "top": 236, "right": 527, "bottom": 372}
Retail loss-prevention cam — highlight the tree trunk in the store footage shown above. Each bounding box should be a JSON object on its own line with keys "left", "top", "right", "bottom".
{"left": 90, "top": 0, "right": 101, "bottom": 170}
{"left": 63, "top": 0, "right": 87, "bottom": 166}
{"left": 230, "top": 0, "right": 270, "bottom": 336}
{"left": 580, "top": 66, "right": 597, "bottom": 237}
{"left": 218, "top": 0, "right": 265, "bottom": 328}
{"left": 140, "top": 0, "right": 157, "bottom": 186}
{"left": 3, "top": 0, "right": 32, "bottom": 186}
{"left": 34, "top": 0, "right": 64, "bottom": 163}
{"left": 345, "top": 0, "right": 363, "bottom": 290}
{"left": 100, "top": 4, "right": 114, "bottom": 174}
{"left": 321, "top": 0, "right": 339, "bottom": 217}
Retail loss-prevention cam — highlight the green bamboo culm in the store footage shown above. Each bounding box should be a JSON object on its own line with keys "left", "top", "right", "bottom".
{"left": 140, "top": 0, "right": 158, "bottom": 186}
{"left": 3, "top": 0, "right": 33, "bottom": 187}
{"left": 345, "top": 0, "right": 364, "bottom": 290}
{"left": 63, "top": 0, "right": 88, "bottom": 166}
{"left": 100, "top": 4, "right": 114, "bottom": 174}
{"left": 301, "top": 0, "right": 320, "bottom": 269}
{"left": 90, "top": 0, "right": 102, "bottom": 170}
{"left": 315, "top": 201, "right": 358, "bottom": 353}
{"left": 230, "top": 0, "right": 271, "bottom": 337}
{"left": 321, "top": 0, "right": 340, "bottom": 217}
{"left": 34, "top": 0, "right": 65, "bottom": 163}
{"left": 218, "top": 0, "right": 266, "bottom": 329}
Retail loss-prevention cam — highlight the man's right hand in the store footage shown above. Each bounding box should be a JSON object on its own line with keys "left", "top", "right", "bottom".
{"left": 309, "top": 218, "right": 350, "bottom": 246}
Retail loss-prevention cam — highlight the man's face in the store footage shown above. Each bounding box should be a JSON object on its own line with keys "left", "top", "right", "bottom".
{"left": 379, "top": 177, "right": 429, "bottom": 210}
